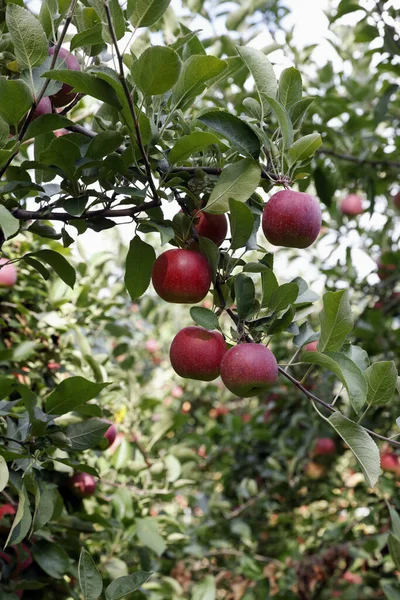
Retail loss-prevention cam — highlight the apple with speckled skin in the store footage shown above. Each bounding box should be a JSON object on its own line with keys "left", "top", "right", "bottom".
{"left": 69, "top": 473, "right": 96, "bottom": 498}
{"left": 220, "top": 343, "right": 278, "bottom": 397}
{"left": 339, "top": 194, "right": 363, "bottom": 216}
{"left": 152, "top": 249, "right": 211, "bottom": 303}
{"left": 48, "top": 47, "right": 80, "bottom": 107}
{"left": 0, "top": 258, "right": 17, "bottom": 287}
{"left": 170, "top": 326, "right": 227, "bottom": 381}
{"left": 262, "top": 190, "right": 322, "bottom": 249}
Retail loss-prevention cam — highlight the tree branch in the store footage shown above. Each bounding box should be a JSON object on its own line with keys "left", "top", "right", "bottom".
{"left": 317, "top": 147, "right": 400, "bottom": 169}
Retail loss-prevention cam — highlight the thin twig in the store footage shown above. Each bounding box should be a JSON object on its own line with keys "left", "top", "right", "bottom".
{"left": 317, "top": 148, "right": 400, "bottom": 169}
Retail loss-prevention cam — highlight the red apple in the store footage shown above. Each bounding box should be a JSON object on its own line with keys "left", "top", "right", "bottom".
{"left": 377, "top": 255, "right": 396, "bottom": 281}
{"left": 339, "top": 194, "right": 363, "bottom": 216}
{"left": 381, "top": 452, "right": 400, "bottom": 473}
{"left": 314, "top": 437, "right": 336, "bottom": 456}
{"left": 0, "top": 258, "right": 17, "bottom": 287}
{"left": 343, "top": 571, "right": 362, "bottom": 585}
{"left": 170, "top": 326, "right": 227, "bottom": 381}
{"left": 393, "top": 191, "right": 400, "bottom": 211}
{"left": 32, "top": 97, "right": 52, "bottom": 120}
{"left": 151, "top": 249, "right": 211, "bottom": 303}
{"left": 0, "top": 504, "right": 16, "bottom": 518}
{"left": 262, "top": 189, "right": 322, "bottom": 249}
{"left": 69, "top": 473, "right": 97, "bottom": 498}
{"left": 14, "top": 544, "right": 32, "bottom": 575}
{"left": 304, "top": 341, "right": 318, "bottom": 352}
{"left": 47, "top": 361, "right": 61, "bottom": 370}
{"left": 104, "top": 421, "right": 117, "bottom": 446}
{"left": 48, "top": 47, "right": 80, "bottom": 108}
{"left": 194, "top": 211, "right": 228, "bottom": 246}
{"left": 220, "top": 343, "right": 278, "bottom": 397}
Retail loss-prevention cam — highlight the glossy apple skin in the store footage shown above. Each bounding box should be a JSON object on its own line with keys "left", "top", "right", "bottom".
{"left": 304, "top": 341, "right": 318, "bottom": 352}
{"left": 195, "top": 211, "right": 228, "bottom": 246}
{"left": 48, "top": 47, "right": 80, "bottom": 107}
{"left": 32, "top": 97, "right": 52, "bottom": 120}
{"left": 152, "top": 249, "right": 211, "bottom": 303}
{"left": 170, "top": 326, "right": 227, "bottom": 381}
{"left": 69, "top": 473, "right": 97, "bottom": 498}
{"left": 262, "top": 190, "right": 322, "bottom": 249}
{"left": 104, "top": 422, "right": 117, "bottom": 446}
{"left": 314, "top": 437, "right": 336, "bottom": 455}
{"left": 339, "top": 194, "right": 363, "bottom": 216}
{"left": 0, "top": 258, "right": 17, "bottom": 287}
{"left": 381, "top": 452, "right": 400, "bottom": 473}
{"left": 220, "top": 343, "right": 278, "bottom": 397}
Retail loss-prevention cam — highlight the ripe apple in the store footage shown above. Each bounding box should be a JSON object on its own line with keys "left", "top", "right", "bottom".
{"left": 377, "top": 254, "right": 396, "bottom": 281}
{"left": 104, "top": 421, "right": 117, "bottom": 446}
{"left": 262, "top": 189, "right": 322, "bottom": 249}
{"left": 339, "top": 194, "right": 363, "bottom": 216}
{"left": 69, "top": 472, "right": 97, "bottom": 498}
{"left": 220, "top": 343, "right": 278, "bottom": 397}
{"left": 194, "top": 210, "right": 228, "bottom": 246}
{"left": 152, "top": 249, "right": 211, "bottom": 303}
{"left": 0, "top": 258, "right": 17, "bottom": 287}
{"left": 48, "top": 47, "right": 80, "bottom": 108}
{"left": 314, "top": 437, "right": 336, "bottom": 456}
{"left": 381, "top": 452, "right": 400, "bottom": 473}
{"left": 304, "top": 341, "right": 318, "bottom": 352}
{"left": 393, "top": 191, "right": 400, "bottom": 210}
{"left": 170, "top": 326, "right": 227, "bottom": 381}
{"left": 32, "top": 97, "right": 52, "bottom": 120}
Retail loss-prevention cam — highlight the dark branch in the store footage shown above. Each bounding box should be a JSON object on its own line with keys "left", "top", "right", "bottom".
{"left": 317, "top": 148, "right": 400, "bottom": 169}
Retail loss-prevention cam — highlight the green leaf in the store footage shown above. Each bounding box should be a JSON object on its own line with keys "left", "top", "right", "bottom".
{"left": 261, "top": 269, "right": 279, "bottom": 309}
{"left": 192, "top": 576, "right": 216, "bottom": 600}
{"left": 20, "top": 56, "right": 63, "bottom": 99}
{"left": 0, "top": 456, "right": 9, "bottom": 493}
{"left": 197, "top": 109, "right": 260, "bottom": 159}
{"left": 387, "top": 504, "right": 400, "bottom": 540}
{"left": 288, "top": 133, "right": 322, "bottom": 165}
{"left": 66, "top": 419, "right": 110, "bottom": 451}
{"left": 383, "top": 583, "right": 400, "bottom": 600}
{"left": 32, "top": 484, "right": 57, "bottom": 532}
{"left": 341, "top": 343, "right": 370, "bottom": 371}
{"left": 268, "top": 282, "right": 299, "bottom": 313}
{"left": 279, "top": 67, "right": 302, "bottom": 109}
{"left": 125, "top": 235, "right": 156, "bottom": 301}
{"left": 236, "top": 46, "right": 277, "bottom": 104}
{"left": 302, "top": 351, "right": 367, "bottom": 413}
{"left": 39, "top": 136, "right": 81, "bottom": 180}
{"left": 205, "top": 158, "right": 261, "bottom": 214}
{"left": 327, "top": 412, "right": 380, "bottom": 487}
{"left": 169, "top": 131, "right": 223, "bottom": 164}
{"left": 71, "top": 23, "right": 104, "bottom": 51}
{"left": 365, "top": 361, "right": 398, "bottom": 406}
{"left": 229, "top": 199, "right": 254, "bottom": 250}
{"left": 79, "top": 549, "right": 103, "bottom": 600}
{"left": 319, "top": 289, "right": 354, "bottom": 352}
{"left": 198, "top": 237, "right": 219, "bottom": 282}
{"left": 28, "top": 249, "right": 76, "bottom": 288}
{"left": 23, "top": 114, "right": 74, "bottom": 141}
{"left": 234, "top": 273, "right": 256, "bottom": 321}
{"left": 388, "top": 535, "right": 400, "bottom": 570}
{"left": 289, "top": 97, "right": 315, "bottom": 127}
{"left": 23, "top": 256, "right": 50, "bottom": 281}
{"left": 267, "top": 305, "right": 295, "bottom": 335}
{"left": 131, "top": 46, "right": 181, "bottom": 96}
{"left": 261, "top": 95, "right": 293, "bottom": 148}
{"left": 42, "top": 70, "right": 121, "bottom": 107}
{"left": 86, "top": 131, "right": 124, "bottom": 159}
{"left": 136, "top": 518, "right": 166, "bottom": 556}
{"left": 0, "top": 78, "right": 33, "bottom": 125}
{"left": 190, "top": 307, "right": 220, "bottom": 330}
{"left": 0, "top": 116, "right": 9, "bottom": 149}
{"left": 0, "top": 205, "right": 19, "bottom": 239}
{"left": 6, "top": 4, "right": 48, "bottom": 70}
{"left": 128, "top": 0, "right": 171, "bottom": 27}
{"left": 31, "top": 540, "right": 70, "bottom": 579}
{"left": 171, "top": 55, "right": 227, "bottom": 111}
{"left": 88, "top": 0, "right": 125, "bottom": 42}
{"left": 105, "top": 572, "right": 152, "bottom": 600}
{"left": 294, "top": 321, "right": 318, "bottom": 348}
{"left": 5, "top": 482, "right": 31, "bottom": 547}
{"left": 46, "top": 376, "right": 109, "bottom": 415}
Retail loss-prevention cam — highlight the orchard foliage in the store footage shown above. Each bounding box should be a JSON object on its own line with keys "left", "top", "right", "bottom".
{"left": 0, "top": 0, "right": 399, "bottom": 598}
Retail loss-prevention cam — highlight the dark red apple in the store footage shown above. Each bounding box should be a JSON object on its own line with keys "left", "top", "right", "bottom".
{"left": 48, "top": 47, "right": 80, "bottom": 108}
{"left": 69, "top": 472, "right": 97, "bottom": 498}
{"left": 393, "top": 191, "right": 400, "bottom": 211}
{"left": 152, "top": 249, "right": 211, "bottom": 303}
{"left": 170, "top": 326, "right": 227, "bottom": 381}
{"left": 339, "top": 194, "right": 363, "bottom": 216}
{"left": 262, "top": 189, "right": 322, "bottom": 249}
{"left": 32, "top": 97, "right": 52, "bottom": 120}
{"left": 220, "top": 343, "right": 278, "bottom": 397}
{"left": 0, "top": 258, "right": 17, "bottom": 287}
{"left": 314, "top": 437, "right": 336, "bottom": 456}
{"left": 304, "top": 341, "right": 318, "bottom": 352}
{"left": 104, "top": 421, "right": 117, "bottom": 446}
{"left": 194, "top": 211, "right": 228, "bottom": 246}
{"left": 381, "top": 452, "right": 400, "bottom": 474}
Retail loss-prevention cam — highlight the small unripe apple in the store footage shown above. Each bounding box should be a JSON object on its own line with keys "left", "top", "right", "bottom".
{"left": 262, "top": 189, "right": 322, "bottom": 249}
{"left": 152, "top": 249, "right": 211, "bottom": 303}
{"left": 194, "top": 211, "right": 228, "bottom": 246}
{"left": 0, "top": 258, "right": 17, "bottom": 287}
{"left": 69, "top": 472, "right": 97, "bottom": 498}
{"left": 305, "top": 461, "right": 326, "bottom": 479}
{"left": 314, "top": 437, "right": 336, "bottom": 456}
{"left": 381, "top": 452, "right": 400, "bottom": 473}
{"left": 304, "top": 341, "right": 318, "bottom": 352}
{"left": 339, "top": 194, "right": 363, "bottom": 216}
{"left": 32, "top": 97, "right": 52, "bottom": 120}
{"left": 220, "top": 343, "right": 278, "bottom": 397}
{"left": 104, "top": 421, "right": 117, "bottom": 446}
{"left": 170, "top": 326, "right": 227, "bottom": 381}
{"left": 393, "top": 191, "right": 400, "bottom": 211}
{"left": 48, "top": 47, "right": 80, "bottom": 108}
